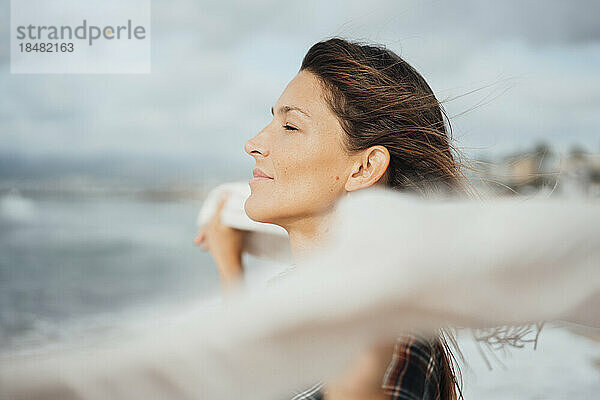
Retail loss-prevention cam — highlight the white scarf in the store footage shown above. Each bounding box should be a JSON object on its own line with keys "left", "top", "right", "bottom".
{"left": 2, "top": 185, "right": 598, "bottom": 399}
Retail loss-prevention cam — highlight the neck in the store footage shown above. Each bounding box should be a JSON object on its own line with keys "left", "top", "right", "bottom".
{"left": 283, "top": 207, "right": 338, "bottom": 264}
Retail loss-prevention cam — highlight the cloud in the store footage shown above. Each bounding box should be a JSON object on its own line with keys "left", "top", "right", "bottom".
{"left": 0, "top": 0, "right": 599, "bottom": 161}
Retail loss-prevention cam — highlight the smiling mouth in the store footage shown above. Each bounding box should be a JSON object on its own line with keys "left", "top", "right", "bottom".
{"left": 252, "top": 168, "right": 274, "bottom": 180}
{"left": 250, "top": 177, "right": 273, "bottom": 183}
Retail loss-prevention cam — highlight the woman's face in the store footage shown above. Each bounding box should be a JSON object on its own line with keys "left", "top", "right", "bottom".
{"left": 244, "top": 70, "right": 354, "bottom": 227}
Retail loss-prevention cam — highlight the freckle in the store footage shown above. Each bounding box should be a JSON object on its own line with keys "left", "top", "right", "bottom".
{"left": 335, "top": 176, "right": 339, "bottom": 180}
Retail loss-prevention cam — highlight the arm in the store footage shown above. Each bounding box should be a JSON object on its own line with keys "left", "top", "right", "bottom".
{"left": 194, "top": 192, "right": 245, "bottom": 294}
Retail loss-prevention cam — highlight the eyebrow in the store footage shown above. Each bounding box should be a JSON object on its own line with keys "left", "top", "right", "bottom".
{"left": 271, "top": 105, "right": 311, "bottom": 118}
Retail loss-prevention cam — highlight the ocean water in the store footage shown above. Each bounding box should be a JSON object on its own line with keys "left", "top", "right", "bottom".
{"left": 0, "top": 190, "right": 223, "bottom": 350}
{"left": 0, "top": 190, "right": 598, "bottom": 398}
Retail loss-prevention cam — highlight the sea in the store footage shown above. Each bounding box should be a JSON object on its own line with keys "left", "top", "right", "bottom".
{"left": 0, "top": 187, "right": 598, "bottom": 398}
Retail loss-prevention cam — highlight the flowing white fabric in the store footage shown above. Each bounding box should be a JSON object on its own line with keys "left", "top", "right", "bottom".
{"left": 1, "top": 187, "right": 599, "bottom": 399}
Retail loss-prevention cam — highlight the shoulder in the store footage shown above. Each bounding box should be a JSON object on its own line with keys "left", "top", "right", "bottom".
{"left": 381, "top": 333, "right": 444, "bottom": 400}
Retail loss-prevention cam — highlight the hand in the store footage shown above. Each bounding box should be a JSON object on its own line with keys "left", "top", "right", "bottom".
{"left": 194, "top": 192, "right": 245, "bottom": 289}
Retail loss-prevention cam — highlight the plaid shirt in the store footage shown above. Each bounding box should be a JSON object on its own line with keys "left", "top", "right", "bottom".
{"left": 289, "top": 334, "right": 443, "bottom": 400}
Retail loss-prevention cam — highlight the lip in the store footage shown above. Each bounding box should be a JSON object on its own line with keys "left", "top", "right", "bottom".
{"left": 252, "top": 168, "right": 274, "bottom": 180}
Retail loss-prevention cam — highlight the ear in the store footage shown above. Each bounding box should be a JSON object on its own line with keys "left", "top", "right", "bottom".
{"left": 344, "top": 146, "right": 390, "bottom": 192}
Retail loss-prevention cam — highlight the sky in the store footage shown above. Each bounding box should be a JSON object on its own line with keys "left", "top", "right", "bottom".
{"left": 1, "top": 0, "right": 599, "bottom": 167}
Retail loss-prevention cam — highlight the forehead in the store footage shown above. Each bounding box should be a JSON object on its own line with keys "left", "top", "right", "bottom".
{"left": 275, "top": 70, "right": 330, "bottom": 117}
{"left": 276, "top": 70, "right": 347, "bottom": 149}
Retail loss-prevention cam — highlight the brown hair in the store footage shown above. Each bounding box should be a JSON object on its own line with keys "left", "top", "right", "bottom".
{"left": 300, "top": 37, "right": 465, "bottom": 399}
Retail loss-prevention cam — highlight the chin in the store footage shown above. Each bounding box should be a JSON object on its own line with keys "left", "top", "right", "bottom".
{"left": 244, "top": 195, "right": 273, "bottom": 224}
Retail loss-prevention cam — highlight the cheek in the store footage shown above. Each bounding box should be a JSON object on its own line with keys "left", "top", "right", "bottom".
{"left": 245, "top": 134, "right": 348, "bottom": 223}
{"left": 273, "top": 146, "right": 346, "bottom": 213}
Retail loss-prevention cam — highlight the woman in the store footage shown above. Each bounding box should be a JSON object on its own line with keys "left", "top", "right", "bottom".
{"left": 195, "top": 38, "right": 464, "bottom": 400}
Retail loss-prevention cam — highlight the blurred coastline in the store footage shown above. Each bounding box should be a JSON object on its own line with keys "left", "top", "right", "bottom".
{"left": 3, "top": 142, "right": 600, "bottom": 203}
{"left": 469, "top": 143, "right": 600, "bottom": 197}
{"left": 0, "top": 151, "right": 249, "bottom": 202}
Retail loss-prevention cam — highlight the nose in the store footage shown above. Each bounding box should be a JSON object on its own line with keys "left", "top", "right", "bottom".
{"left": 244, "top": 130, "right": 270, "bottom": 158}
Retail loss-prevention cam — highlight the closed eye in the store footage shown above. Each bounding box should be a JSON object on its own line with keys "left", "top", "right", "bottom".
{"left": 283, "top": 124, "right": 298, "bottom": 131}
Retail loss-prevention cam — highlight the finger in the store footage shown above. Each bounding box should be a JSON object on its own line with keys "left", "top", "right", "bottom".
{"left": 216, "top": 192, "right": 229, "bottom": 215}
{"left": 213, "top": 192, "right": 230, "bottom": 224}
{"left": 193, "top": 231, "right": 205, "bottom": 245}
